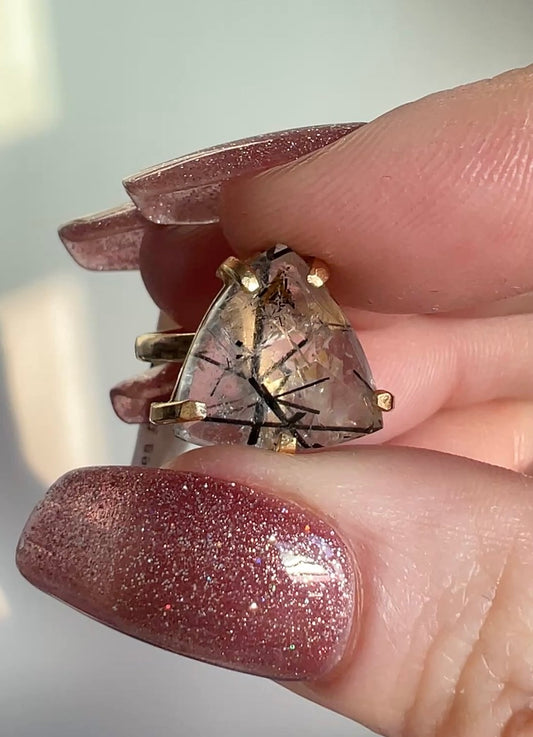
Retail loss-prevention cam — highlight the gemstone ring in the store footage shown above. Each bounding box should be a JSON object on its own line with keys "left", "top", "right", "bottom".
{"left": 135, "top": 245, "right": 393, "bottom": 453}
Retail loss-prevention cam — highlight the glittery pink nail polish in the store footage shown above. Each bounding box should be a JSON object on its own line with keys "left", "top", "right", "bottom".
{"left": 110, "top": 363, "right": 180, "bottom": 423}
{"left": 59, "top": 124, "right": 364, "bottom": 271}
{"left": 16, "top": 467, "right": 357, "bottom": 680}
{"left": 58, "top": 204, "right": 148, "bottom": 271}
{"left": 124, "top": 123, "right": 364, "bottom": 225}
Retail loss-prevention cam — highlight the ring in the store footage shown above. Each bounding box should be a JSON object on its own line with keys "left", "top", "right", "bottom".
{"left": 135, "top": 245, "right": 393, "bottom": 453}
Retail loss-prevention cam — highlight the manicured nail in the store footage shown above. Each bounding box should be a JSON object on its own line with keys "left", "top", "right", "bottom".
{"left": 16, "top": 467, "right": 357, "bottom": 680}
{"left": 124, "top": 123, "right": 364, "bottom": 225}
{"left": 110, "top": 363, "right": 180, "bottom": 423}
{"left": 58, "top": 204, "right": 148, "bottom": 271}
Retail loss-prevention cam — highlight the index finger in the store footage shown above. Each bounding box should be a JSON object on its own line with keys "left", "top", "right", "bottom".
{"left": 221, "top": 66, "right": 533, "bottom": 313}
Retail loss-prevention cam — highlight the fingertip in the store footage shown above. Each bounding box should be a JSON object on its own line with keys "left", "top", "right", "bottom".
{"left": 221, "top": 67, "right": 533, "bottom": 313}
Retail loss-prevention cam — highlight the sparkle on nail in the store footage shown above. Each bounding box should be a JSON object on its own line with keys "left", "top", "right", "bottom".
{"left": 279, "top": 551, "right": 330, "bottom": 583}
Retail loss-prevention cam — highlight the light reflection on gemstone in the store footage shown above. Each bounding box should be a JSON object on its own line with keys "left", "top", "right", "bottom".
{"left": 172, "top": 245, "right": 382, "bottom": 450}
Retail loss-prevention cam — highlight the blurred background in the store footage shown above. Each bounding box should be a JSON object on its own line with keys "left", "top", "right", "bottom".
{"left": 0, "top": 1, "right": 532, "bottom": 735}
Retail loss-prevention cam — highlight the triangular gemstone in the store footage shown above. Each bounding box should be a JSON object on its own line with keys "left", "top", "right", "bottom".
{"left": 172, "top": 246, "right": 382, "bottom": 450}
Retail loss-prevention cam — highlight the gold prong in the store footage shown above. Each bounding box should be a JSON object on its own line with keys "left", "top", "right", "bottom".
{"left": 149, "top": 400, "right": 207, "bottom": 425}
{"left": 274, "top": 433, "right": 297, "bottom": 454}
{"left": 374, "top": 390, "right": 394, "bottom": 412}
{"left": 216, "top": 256, "right": 260, "bottom": 293}
{"left": 306, "top": 258, "right": 330, "bottom": 288}
{"left": 135, "top": 332, "right": 195, "bottom": 363}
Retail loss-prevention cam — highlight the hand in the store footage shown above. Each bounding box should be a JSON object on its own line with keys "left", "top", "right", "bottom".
{"left": 18, "top": 66, "right": 533, "bottom": 737}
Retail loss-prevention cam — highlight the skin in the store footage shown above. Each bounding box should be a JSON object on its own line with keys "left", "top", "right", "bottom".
{"left": 139, "top": 66, "right": 533, "bottom": 736}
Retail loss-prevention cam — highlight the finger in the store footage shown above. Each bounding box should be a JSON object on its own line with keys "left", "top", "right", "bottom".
{"left": 221, "top": 66, "right": 533, "bottom": 313}
{"left": 352, "top": 313, "right": 533, "bottom": 444}
{"left": 138, "top": 225, "right": 533, "bottom": 327}
{"left": 172, "top": 446, "right": 533, "bottom": 736}
{"left": 390, "top": 399, "right": 533, "bottom": 473}
{"left": 139, "top": 220, "right": 410, "bottom": 330}
{"left": 139, "top": 223, "right": 231, "bottom": 330}
{"left": 18, "top": 448, "right": 533, "bottom": 737}
{"left": 450, "top": 290, "right": 533, "bottom": 319}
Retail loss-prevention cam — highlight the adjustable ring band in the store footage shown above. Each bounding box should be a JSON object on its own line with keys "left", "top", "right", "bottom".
{"left": 135, "top": 332, "right": 195, "bottom": 363}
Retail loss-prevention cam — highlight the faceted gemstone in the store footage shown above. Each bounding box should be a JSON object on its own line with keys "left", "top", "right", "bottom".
{"left": 172, "top": 246, "right": 382, "bottom": 451}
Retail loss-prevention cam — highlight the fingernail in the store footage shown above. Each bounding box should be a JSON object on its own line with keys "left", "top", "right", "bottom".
{"left": 123, "top": 123, "right": 364, "bottom": 225}
{"left": 110, "top": 363, "right": 180, "bottom": 423}
{"left": 58, "top": 204, "right": 148, "bottom": 271}
{"left": 16, "top": 467, "right": 357, "bottom": 680}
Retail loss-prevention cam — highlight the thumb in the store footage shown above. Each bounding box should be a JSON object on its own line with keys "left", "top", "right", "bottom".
{"left": 221, "top": 66, "right": 533, "bottom": 313}
{"left": 172, "top": 447, "right": 533, "bottom": 737}
{"left": 17, "top": 447, "right": 533, "bottom": 737}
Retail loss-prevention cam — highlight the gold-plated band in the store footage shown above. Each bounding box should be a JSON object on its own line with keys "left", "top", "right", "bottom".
{"left": 135, "top": 332, "right": 195, "bottom": 363}
{"left": 149, "top": 400, "right": 207, "bottom": 425}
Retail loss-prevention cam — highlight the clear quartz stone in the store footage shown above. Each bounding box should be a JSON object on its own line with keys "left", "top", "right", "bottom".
{"left": 172, "top": 246, "right": 382, "bottom": 451}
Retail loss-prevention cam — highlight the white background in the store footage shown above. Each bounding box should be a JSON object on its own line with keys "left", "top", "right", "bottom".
{"left": 1, "top": 1, "right": 532, "bottom": 735}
